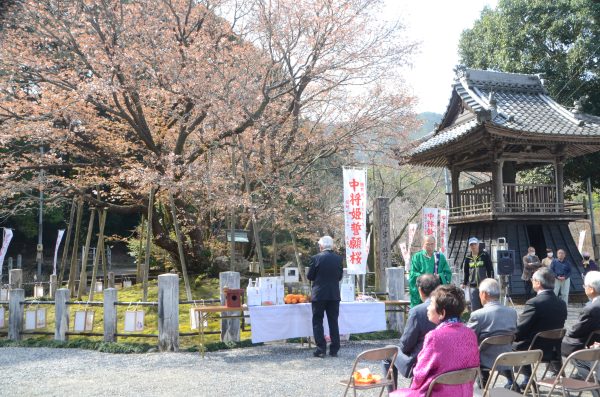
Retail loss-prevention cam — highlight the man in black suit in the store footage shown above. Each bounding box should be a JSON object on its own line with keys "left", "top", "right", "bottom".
{"left": 307, "top": 235, "right": 343, "bottom": 358}
{"left": 514, "top": 267, "right": 567, "bottom": 386}
{"left": 383, "top": 273, "right": 439, "bottom": 390}
{"left": 562, "top": 270, "right": 600, "bottom": 391}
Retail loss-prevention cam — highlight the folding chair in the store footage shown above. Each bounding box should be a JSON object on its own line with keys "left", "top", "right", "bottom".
{"left": 339, "top": 345, "right": 398, "bottom": 397}
{"left": 537, "top": 347, "right": 600, "bottom": 397}
{"left": 584, "top": 330, "right": 600, "bottom": 348}
{"left": 477, "top": 334, "right": 516, "bottom": 387}
{"left": 425, "top": 367, "right": 479, "bottom": 397}
{"left": 528, "top": 328, "right": 566, "bottom": 379}
{"left": 482, "top": 349, "right": 542, "bottom": 397}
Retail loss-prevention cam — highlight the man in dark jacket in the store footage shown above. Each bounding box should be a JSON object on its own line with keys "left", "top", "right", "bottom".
{"left": 306, "top": 235, "right": 343, "bottom": 358}
{"left": 461, "top": 237, "right": 494, "bottom": 311}
{"left": 514, "top": 267, "right": 567, "bottom": 386}
{"left": 562, "top": 270, "right": 600, "bottom": 392}
{"left": 551, "top": 248, "right": 572, "bottom": 305}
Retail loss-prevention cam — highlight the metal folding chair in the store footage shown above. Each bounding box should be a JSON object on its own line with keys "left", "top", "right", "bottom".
{"left": 584, "top": 330, "right": 600, "bottom": 348}
{"left": 528, "top": 328, "right": 566, "bottom": 379}
{"left": 425, "top": 367, "right": 480, "bottom": 397}
{"left": 339, "top": 345, "right": 398, "bottom": 397}
{"left": 482, "top": 349, "right": 542, "bottom": 397}
{"left": 537, "top": 347, "right": 600, "bottom": 397}
{"left": 477, "top": 334, "right": 516, "bottom": 388}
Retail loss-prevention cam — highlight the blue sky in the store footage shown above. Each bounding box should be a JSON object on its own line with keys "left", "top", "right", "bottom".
{"left": 383, "top": 0, "right": 499, "bottom": 114}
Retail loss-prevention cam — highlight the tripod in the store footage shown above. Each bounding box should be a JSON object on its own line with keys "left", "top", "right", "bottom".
{"left": 500, "top": 275, "right": 515, "bottom": 307}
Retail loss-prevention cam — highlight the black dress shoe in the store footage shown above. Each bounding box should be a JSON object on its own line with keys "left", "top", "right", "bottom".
{"left": 329, "top": 352, "right": 338, "bottom": 357}
{"left": 313, "top": 351, "right": 325, "bottom": 358}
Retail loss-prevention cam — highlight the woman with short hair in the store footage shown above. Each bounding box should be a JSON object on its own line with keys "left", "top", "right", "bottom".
{"left": 391, "top": 284, "right": 480, "bottom": 397}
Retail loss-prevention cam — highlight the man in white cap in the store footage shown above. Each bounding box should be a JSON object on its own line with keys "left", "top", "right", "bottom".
{"left": 461, "top": 237, "right": 493, "bottom": 311}
{"left": 307, "top": 235, "right": 344, "bottom": 358}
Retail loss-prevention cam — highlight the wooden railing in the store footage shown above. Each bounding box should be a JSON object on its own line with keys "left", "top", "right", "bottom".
{"left": 450, "top": 183, "right": 587, "bottom": 219}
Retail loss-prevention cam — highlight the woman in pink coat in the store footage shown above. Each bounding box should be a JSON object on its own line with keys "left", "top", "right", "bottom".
{"left": 391, "top": 284, "right": 479, "bottom": 397}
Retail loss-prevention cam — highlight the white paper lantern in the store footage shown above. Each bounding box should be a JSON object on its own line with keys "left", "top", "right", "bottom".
{"left": 73, "top": 310, "right": 95, "bottom": 332}
{"left": 123, "top": 279, "right": 132, "bottom": 288}
{"left": 0, "top": 287, "right": 9, "bottom": 301}
{"left": 25, "top": 309, "right": 37, "bottom": 330}
{"left": 36, "top": 308, "right": 47, "bottom": 328}
{"left": 190, "top": 308, "right": 208, "bottom": 330}
{"left": 124, "top": 310, "right": 145, "bottom": 332}
{"left": 0, "top": 307, "right": 5, "bottom": 328}
{"left": 95, "top": 281, "right": 103, "bottom": 292}
{"left": 34, "top": 284, "right": 44, "bottom": 298}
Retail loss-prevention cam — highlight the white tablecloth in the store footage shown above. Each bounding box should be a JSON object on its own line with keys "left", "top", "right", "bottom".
{"left": 248, "top": 301, "right": 386, "bottom": 343}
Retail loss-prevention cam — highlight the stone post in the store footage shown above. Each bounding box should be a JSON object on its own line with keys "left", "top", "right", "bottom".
{"left": 54, "top": 288, "right": 69, "bottom": 341}
{"left": 107, "top": 272, "right": 115, "bottom": 288}
{"left": 9, "top": 288, "right": 24, "bottom": 340}
{"left": 7, "top": 257, "right": 12, "bottom": 272}
{"left": 9, "top": 269, "right": 22, "bottom": 289}
{"left": 49, "top": 274, "right": 57, "bottom": 298}
{"left": 220, "top": 271, "right": 240, "bottom": 342}
{"left": 103, "top": 288, "right": 117, "bottom": 342}
{"left": 17, "top": 254, "right": 22, "bottom": 269}
{"left": 158, "top": 274, "right": 179, "bottom": 352}
{"left": 374, "top": 197, "right": 392, "bottom": 291}
{"left": 385, "top": 267, "right": 405, "bottom": 332}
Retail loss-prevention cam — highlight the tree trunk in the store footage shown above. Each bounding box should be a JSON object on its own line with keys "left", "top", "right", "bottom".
{"left": 67, "top": 198, "right": 84, "bottom": 297}
{"left": 143, "top": 187, "right": 155, "bottom": 301}
{"left": 290, "top": 231, "right": 307, "bottom": 283}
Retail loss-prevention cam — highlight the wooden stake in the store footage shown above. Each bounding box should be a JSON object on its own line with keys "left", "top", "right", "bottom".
{"left": 168, "top": 191, "right": 192, "bottom": 301}
{"left": 58, "top": 197, "right": 76, "bottom": 286}
{"left": 143, "top": 187, "right": 155, "bottom": 302}
{"left": 290, "top": 231, "right": 307, "bottom": 283}
{"left": 67, "top": 198, "right": 84, "bottom": 297}
{"left": 88, "top": 209, "right": 107, "bottom": 301}
{"left": 77, "top": 207, "right": 96, "bottom": 299}
{"left": 136, "top": 214, "right": 146, "bottom": 283}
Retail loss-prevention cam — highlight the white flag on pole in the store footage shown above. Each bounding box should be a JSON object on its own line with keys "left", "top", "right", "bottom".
{"left": 343, "top": 168, "right": 368, "bottom": 275}
{"left": 438, "top": 209, "right": 449, "bottom": 255}
{"left": 0, "top": 228, "right": 14, "bottom": 278}
{"left": 421, "top": 208, "right": 439, "bottom": 243}
{"left": 52, "top": 229, "right": 66, "bottom": 275}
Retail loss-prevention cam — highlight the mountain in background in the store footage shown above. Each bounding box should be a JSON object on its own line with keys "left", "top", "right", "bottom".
{"left": 410, "top": 112, "right": 443, "bottom": 140}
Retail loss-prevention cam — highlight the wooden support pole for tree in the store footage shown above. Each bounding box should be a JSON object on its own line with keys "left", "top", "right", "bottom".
{"left": 168, "top": 192, "right": 192, "bottom": 301}
{"left": 54, "top": 288, "right": 69, "bottom": 341}
{"left": 103, "top": 288, "right": 117, "bottom": 342}
{"left": 9, "top": 289, "right": 24, "bottom": 340}
{"left": 88, "top": 209, "right": 107, "bottom": 301}
{"left": 272, "top": 223, "right": 278, "bottom": 276}
{"left": 143, "top": 187, "right": 155, "bottom": 302}
{"left": 67, "top": 198, "right": 84, "bottom": 297}
{"left": 290, "top": 231, "right": 307, "bottom": 283}
{"left": 101, "top": 234, "right": 108, "bottom": 288}
{"left": 58, "top": 197, "right": 77, "bottom": 286}
{"left": 158, "top": 273, "right": 179, "bottom": 352}
{"left": 219, "top": 271, "right": 241, "bottom": 342}
{"left": 136, "top": 214, "right": 146, "bottom": 284}
{"left": 77, "top": 207, "right": 96, "bottom": 299}
{"left": 374, "top": 197, "right": 392, "bottom": 292}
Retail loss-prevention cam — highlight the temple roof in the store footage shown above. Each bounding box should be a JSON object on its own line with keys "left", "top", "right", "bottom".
{"left": 408, "top": 69, "right": 600, "bottom": 167}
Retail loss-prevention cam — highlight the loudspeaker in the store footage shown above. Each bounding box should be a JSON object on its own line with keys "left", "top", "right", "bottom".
{"left": 497, "top": 250, "right": 515, "bottom": 275}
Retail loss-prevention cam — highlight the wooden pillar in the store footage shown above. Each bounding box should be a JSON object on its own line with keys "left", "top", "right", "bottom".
{"left": 9, "top": 288, "right": 24, "bottom": 340}
{"left": 9, "top": 269, "right": 22, "bottom": 289}
{"left": 374, "top": 197, "right": 391, "bottom": 292}
{"left": 54, "top": 288, "right": 69, "bottom": 341}
{"left": 385, "top": 267, "right": 405, "bottom": 331}
{"left": 158, "top": 273, "right": 179, "bottom": 352}
{"left": 493, "top": 159, "right": 504, "bottom": 210}
{"left": 103, "top": 288, "right": 117, "bottom": 342}
{"left": 556, "top": 160, "right": 565, "bottom": 211}
{"left": 219, "top": 271, "right": 241, "bottom": 342}
{"left": 451, "top": 167, "right": 460, "bottom": 209}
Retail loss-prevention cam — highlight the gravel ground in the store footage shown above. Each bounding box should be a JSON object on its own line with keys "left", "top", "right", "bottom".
{"left": 0, "top": 303, "right": 590, "bottom": 397}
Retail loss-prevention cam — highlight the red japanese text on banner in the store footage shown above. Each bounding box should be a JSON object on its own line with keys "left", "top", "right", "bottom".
{"left": 438, "top": 209, "right": 449, "bottom": 255}
{"left": 0, "top": 228, "right": 13, "bottom": 278}
{"left": 421, "top": 208, "right": 439, "bottom": 245}
{"left": 343, "top": 168, "right": 367, "bottom": 275}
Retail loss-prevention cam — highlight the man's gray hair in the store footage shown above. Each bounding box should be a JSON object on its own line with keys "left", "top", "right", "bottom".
{"left": 318, "top": 235, "right": 334, "bottom": 250}
{"left": 532, "top": 267, "right": 555, "bottom": 290}
{"left": 479, "top": 278, "right": 500, "bottom": 299}
{"left": 584, "top": 271, "right": 600, "bottom": 294}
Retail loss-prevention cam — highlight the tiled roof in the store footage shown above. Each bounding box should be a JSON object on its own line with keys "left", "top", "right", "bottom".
{"left": 410, "top": 69, "right": 600, "bottom": 157}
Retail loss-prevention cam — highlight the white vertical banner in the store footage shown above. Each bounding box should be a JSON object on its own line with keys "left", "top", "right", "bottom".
{"left": 52, "top": 229, "right": 66, "bottom": 275}
{"left": 438, "top": 209, "right": 449, "bottom": 255}
{"left": 578, "top": 230, "right": 586, "bottom": 253}
{"left": 399, "top": 242, "right": 410, "bottom": 270}
{"left": 343, "top": 168, "right": 368, "bottom": 275}
{"left": 0, "top": 228, "right": 14, "bottom": 278}
{"left": 408, "top": 223, "right": 418, "bottom": 249}
{"left": 421, "top": 208, "right": 439, "bottom": 243}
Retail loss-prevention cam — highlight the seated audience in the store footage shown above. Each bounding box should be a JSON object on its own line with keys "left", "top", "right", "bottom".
{"left": 467, "top": 278, "right": 517, "bottom": 387}
{"left": 561, "top": 270, "right": 600, "bottom": 392}
{"left": 391, "top": 285, "right": 479, "bottom": 397}
{"left": 513, "top": 267, "right": 567, "bottom": 388}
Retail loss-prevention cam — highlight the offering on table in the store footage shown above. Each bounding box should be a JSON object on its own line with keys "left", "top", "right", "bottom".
{"left": 283, "top": 294, "right": 309, "bottom": 304}
{"left": 352, "top": 368, "right": 382, "bottom": 384}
